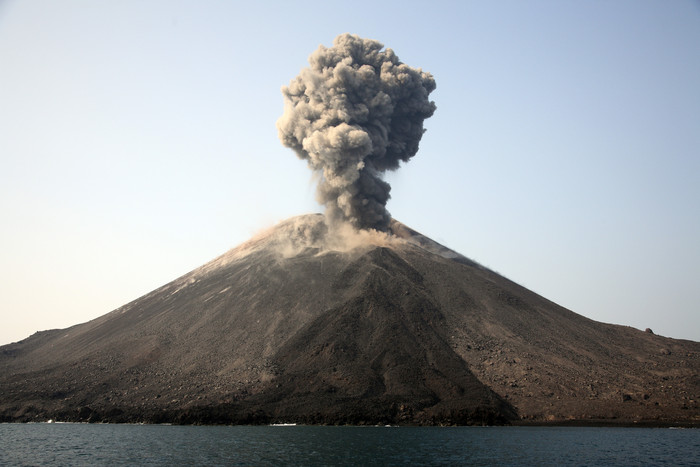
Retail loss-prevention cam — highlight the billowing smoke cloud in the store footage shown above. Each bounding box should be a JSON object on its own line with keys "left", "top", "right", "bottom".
{"left": 277, "top": 33, "right": 436, "bottom": 231}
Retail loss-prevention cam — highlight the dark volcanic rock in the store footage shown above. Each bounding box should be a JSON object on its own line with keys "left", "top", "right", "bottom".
{"left": 0, "top": 214, "right": 698, "bottom": 426}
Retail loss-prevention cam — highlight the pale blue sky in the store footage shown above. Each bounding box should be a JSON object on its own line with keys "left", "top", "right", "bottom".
{"left": 1, "top": 0, "right": 699, "bottom": 345}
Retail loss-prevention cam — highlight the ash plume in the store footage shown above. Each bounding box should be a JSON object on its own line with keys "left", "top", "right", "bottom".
{"left": 277, "top": 33, "right": 436, "bottom": 231}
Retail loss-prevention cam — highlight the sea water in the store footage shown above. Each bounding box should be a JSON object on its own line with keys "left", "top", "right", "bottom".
{"left": 0, "top": 424, "right": 698, "bottom": 466}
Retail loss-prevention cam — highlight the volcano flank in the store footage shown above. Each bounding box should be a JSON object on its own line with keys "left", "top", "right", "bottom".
{"left": 1, "top": 214, "right": 698, "bottom": 426}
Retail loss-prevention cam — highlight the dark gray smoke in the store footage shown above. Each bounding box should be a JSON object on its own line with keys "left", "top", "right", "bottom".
{"left": 277, "top": 33, "right": 436, "bottom": 231}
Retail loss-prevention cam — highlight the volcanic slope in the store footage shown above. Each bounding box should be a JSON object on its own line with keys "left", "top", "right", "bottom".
{"left": 1, "top": 214, "right": 698, "bottom": 425}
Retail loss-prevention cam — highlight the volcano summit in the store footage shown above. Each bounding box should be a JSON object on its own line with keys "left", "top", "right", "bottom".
{"left": 0, "top": 214, "right": 698, "bottom": 425}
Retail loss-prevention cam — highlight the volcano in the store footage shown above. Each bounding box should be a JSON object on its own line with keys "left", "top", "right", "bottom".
{"left": 1, "top": 214, "right": 698, "bottom": 425}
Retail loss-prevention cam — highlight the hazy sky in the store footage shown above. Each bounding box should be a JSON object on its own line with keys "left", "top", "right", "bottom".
{"left": 1, "top": 0, "right": 699, "bottom": 345}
